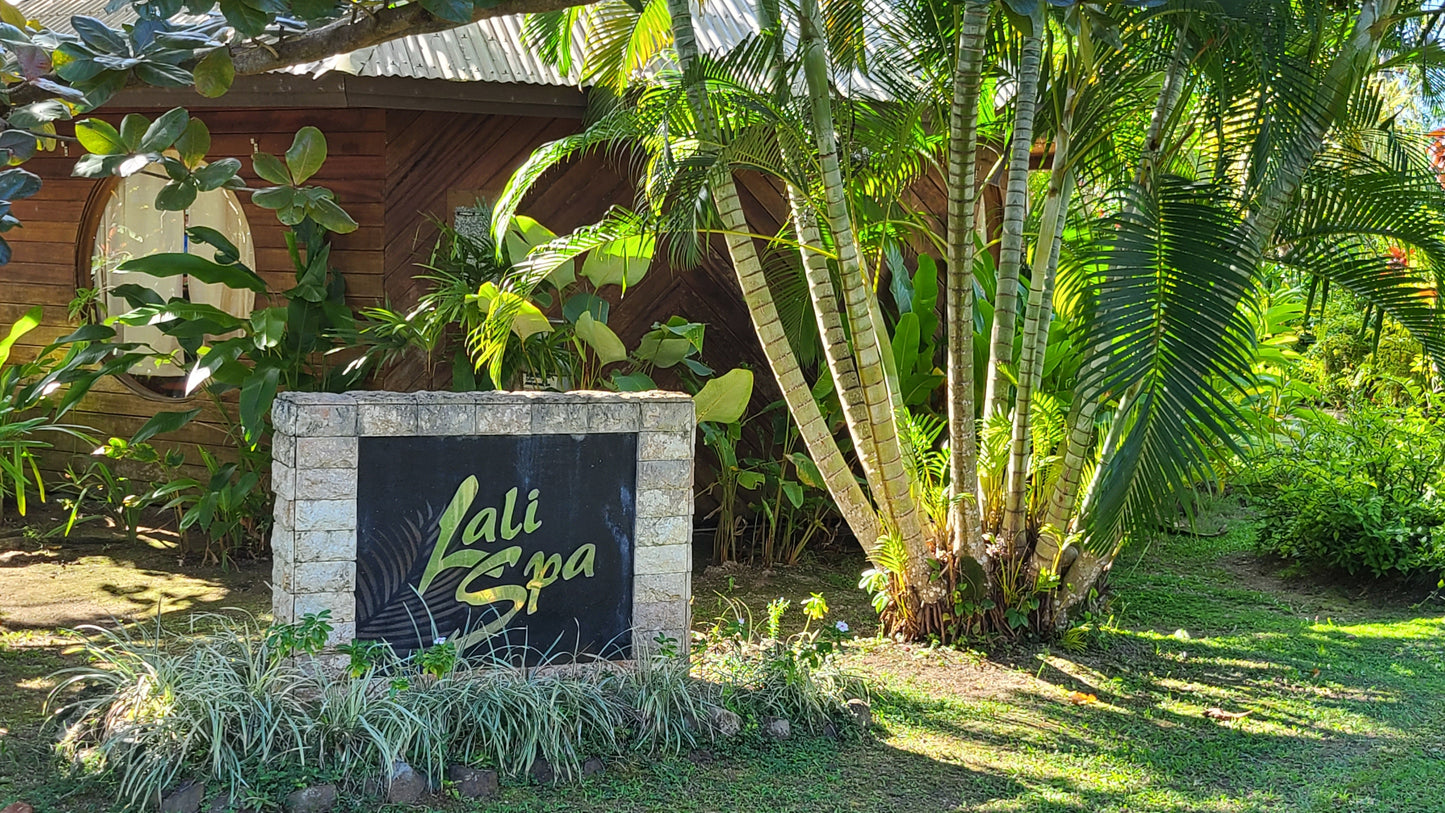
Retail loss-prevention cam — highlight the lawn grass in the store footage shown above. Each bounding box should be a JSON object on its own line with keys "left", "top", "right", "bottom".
{"left": 2, "top": 498, "right": 1443, "bottom": 812}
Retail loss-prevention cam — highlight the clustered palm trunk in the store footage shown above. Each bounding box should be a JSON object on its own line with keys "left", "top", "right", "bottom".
{"left": 508, "top": 0, "right": 1437, "bottom": 638}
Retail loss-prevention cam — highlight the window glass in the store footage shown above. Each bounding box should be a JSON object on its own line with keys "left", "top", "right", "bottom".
{"left": 91, "top": 170, "right": 256, "bottom": 398}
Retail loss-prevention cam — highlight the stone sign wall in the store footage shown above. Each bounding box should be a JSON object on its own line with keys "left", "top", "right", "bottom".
{"left": 270, "top": 390, "right": 695, "bottom": 663}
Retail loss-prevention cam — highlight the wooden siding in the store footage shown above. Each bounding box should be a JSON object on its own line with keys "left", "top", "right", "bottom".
{"left": 6, "top": 108, "right": 388, "bottom": 469}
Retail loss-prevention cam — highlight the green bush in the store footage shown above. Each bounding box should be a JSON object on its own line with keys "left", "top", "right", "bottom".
{"left": 50, "top": 608, "right": 868, "bottom": 809}
{"left": 1243, "top": 398, "right": 1445, "bottom": 583}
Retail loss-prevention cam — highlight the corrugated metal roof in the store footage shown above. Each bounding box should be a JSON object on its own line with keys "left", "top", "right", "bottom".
{"left": 16, "top": 0, "right": 745, "bottom": 87}
{"left": 14, "top": 0, "right": 899, "bottom": 95}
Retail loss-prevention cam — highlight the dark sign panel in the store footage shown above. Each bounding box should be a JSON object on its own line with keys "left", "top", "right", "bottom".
{"left": 355, "top": 433, "right": 636, "bottom": 663}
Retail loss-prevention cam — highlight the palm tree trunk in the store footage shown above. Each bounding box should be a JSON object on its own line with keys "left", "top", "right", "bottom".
{"left": 753, "top": 0, "right": 885, "bottom": 517}
{"left": 983, "top": 8, "right": 1044, "bottom": 419}
{"left": 665, "top": 0, "right": 880, "bottom": 547}
{"left": 1001, "top": 85, "right": 1076, "bottom": 547}
{"left": 799, "top": 0, "right": 931, "bottom": 593}
{"left": 947, "top": 0, "right": 991, "bottom": 561}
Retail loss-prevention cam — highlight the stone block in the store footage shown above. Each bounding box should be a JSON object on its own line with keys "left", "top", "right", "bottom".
{"left": 273, "top": 498, "right": 294, "bottom": 533}
{"left": 294, "top": 530, "right": 355, "bottom": 562}
{"left": 634, "top": 572, "right": 689, "bottom": 604}
{"left": 587, "top": 403, "right": 640, "bottom": 433}
{"left": 294, "top": 499, "right": 357, "bottom": 532}
{"left": 475, "top": 402, "right": 529, "bottom": 434}
{"left": 272, "top": 461, "right": 295, "bottom": 501}
{"left": 640, "top": 400, "right": 695, "bottom": 431}
{"left": 639, "top": 431, "right": 692, "bottom": 461}
{"left": 296, "top": 467, "right": 357, "bottom": 500}
{"left": 357, "top": 393, "right": 419, "bottom": 436}
{"left": 633, "top": 601, "right": 688, "bottom": 637}
{"left": 273, "top": 393, "right": 356, "bottom": 437}
{"left": 417, "top": 392, "right": 477, "bottom": 435}
{"left": 272, "top": 585, "right": 294, "bottom": 623}
{"left": 293, "top": 591, "right": 354, "bottom": 625}
{"left": 638, "top": 460, "right": 693, "bottom": 490}
{"left": 532, "top": 401, "right": 588, "bottom": 434}
{"left": 293, "top": 560, "right": 356, "bottom": 594}
{"left": 635, "top": 543, "right": 689, "bottom": 575}
{"left": 273, "top": 432, "right": 295, "bottom": 467}
{"left": 636, "top": 515, "right": 692, "bottom": 547}
{"left": 295, "top": 436, "right": 358, "bottom": 469}
{"left": 637, "top": 487, "right": 690, "bottom": 518}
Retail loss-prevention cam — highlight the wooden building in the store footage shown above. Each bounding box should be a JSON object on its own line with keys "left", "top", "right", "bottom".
{"left": 6, "top": 2, "right": 775, "bottom": 466}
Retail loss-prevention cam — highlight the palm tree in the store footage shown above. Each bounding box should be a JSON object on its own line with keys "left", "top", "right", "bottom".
{"left": 500, "top": 0, "right": 1445, "bottom": 637}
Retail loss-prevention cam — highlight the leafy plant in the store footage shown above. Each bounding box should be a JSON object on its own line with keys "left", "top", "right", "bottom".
{"left": 1243, "top": 396, "right": 1445, "bottom": 582}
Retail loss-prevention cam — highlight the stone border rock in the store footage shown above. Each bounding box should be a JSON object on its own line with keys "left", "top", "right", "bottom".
{"left": 270, "top": 390, "right": 695, "bottom": 658}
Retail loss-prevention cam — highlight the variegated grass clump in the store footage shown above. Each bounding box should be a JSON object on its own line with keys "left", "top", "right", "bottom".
{"left": 49, "top": 608, "right": 869, "bottom": 809}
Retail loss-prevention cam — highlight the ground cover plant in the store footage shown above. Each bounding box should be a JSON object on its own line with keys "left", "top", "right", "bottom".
{"left": 2, "top": 497, "right": 1442, "bottom": 812}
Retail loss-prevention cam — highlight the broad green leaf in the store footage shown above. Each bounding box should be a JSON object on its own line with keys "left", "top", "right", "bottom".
{"left": 0, "top": 305, "right": 40, "bottom": 368}
{"left": 562, "top": 292, "right": 608, "bottom": 325}
{"left": 239, "top": 364, "right": 280, "bottom": 445}
{"left": 634, "top": 330, "right": 691, "bottom": 368}
{"left": 611, "top": 371, "right": 656, "bottom": 391}
{"left": 154, "top": 179, "right": 197, "bottom": 211}
{"left": 893, "top": 312, "right": 920, "bottom": 376}
{"left": 787, "top": 452, "right": 825, "bottom": 489}
{"left": 573, "top": 311, "right": 626, "bottom": 364}
{"left": 139, "top": 107, "right": 188, "bottom": 153}
{"left": 307, "top": 196, "right": 357, "bottom": 234}
{"left": 174, "top": 117, "right": 210, "bottom": 168}
{"left": 187, "top": 226, "right": 240, "bottom": 264}
{"left": 193, "top": 48, "right": 234, "bottom": 98}
{"left": 251, "top": 185, "right": 295, "bottom": 210}
{"left": 117, "top": 252, "right": 267, "bottom": 293}
{"left": 693, "top": 368, "right": 753, "bottom": 425}
{"left": 118, "top": 114, "right": 149, "bottom": 152}
{"left": 74, "top": 119, "right": 126, "bottom": 155}
{"left": 252, "top": 151, "right": 290, "bottom": 185}
{"left": 506, "top": 216, "right": 574, "bottom": 287}
{"left": 781, "top": 480, "right": 804, "bottom": 509}
{"left": 285, "top": 126, "right": 326, "bottom": 185}
{"left": 193, "top": 158, "right": 241, "bottom": 191}
{"left": 0, "top": 168, "right": 41, "bottom": 201}
{"left": 132, "top": 408, "right": 200, "bottom": 444}
{"left": 581, "top": 235, "right": 653, "bottom": 289}
{"left": 509, "top": 298, "right": 553, "bottom": 340}
{"left": 250, "top": 307, "right": 286, "bottom": 350}
{"left": 737, "top": 471, "right": 765, "bottom": 490}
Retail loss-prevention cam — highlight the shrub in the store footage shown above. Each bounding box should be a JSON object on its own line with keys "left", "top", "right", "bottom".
{"left": 50, "top": 608, "right": 869, "bottom": 809}
{"left": 1243, "top": 398, "right": 1445, "bottom": 583}
{"left": 694, "top": 596, "right": 867, "bottom": 734}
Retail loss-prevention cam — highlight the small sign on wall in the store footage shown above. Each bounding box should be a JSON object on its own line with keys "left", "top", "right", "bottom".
{"left": 355, "top": 433, "right": 636, "bottom": 661}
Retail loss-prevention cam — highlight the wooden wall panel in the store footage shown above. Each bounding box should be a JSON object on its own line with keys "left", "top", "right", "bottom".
{"left": 3, "top": 107, "right": 388, "bottom": 472}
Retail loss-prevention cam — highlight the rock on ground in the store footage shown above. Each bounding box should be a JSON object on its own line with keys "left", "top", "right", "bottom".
{"left": 446, "top": 765, "right": 499, "bottom": 799}
{"left": 708, "top": 706, "right": 742, "bottom": 738}
{"left": 529, "top": 757, "right": 556, "bottom": 786}
{"left": 285, "top": 784, "right": 337, "bottom": 813}
{"left": 386, "top": 761, "right": 428, "bottom": 805}
{"left": 161, "top": 780, "right": 205, "bottom": 813}
{"left": 846, "top": 698, "right": 873, "bottom": 730}
{"left": 764, "top": 717, "right": 792, "bottom": 740}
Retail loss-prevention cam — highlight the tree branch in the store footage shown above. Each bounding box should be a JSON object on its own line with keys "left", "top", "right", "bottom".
{"left": 229, "top": 0, "right": 594, "bottom": 76}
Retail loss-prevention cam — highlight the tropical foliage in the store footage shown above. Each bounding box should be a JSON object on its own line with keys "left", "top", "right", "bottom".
{"left": 502, "top": 0, "right": 1445, "bottom": 637}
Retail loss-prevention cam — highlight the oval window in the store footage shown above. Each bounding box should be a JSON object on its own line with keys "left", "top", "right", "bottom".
{"left": 89, "top": 170, "right": 257, "bottom": 399}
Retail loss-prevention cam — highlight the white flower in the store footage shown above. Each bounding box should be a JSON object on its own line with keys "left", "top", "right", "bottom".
{"left": 835, "top": 621, "right": 850, "bottom": 634}
{"left": 433, "top": 636, "right": 447, "bottom": 646}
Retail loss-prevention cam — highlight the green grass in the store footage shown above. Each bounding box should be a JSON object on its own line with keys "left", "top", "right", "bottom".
{"left": 3, "top": 500, "right": 1444, "bottom": 812}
